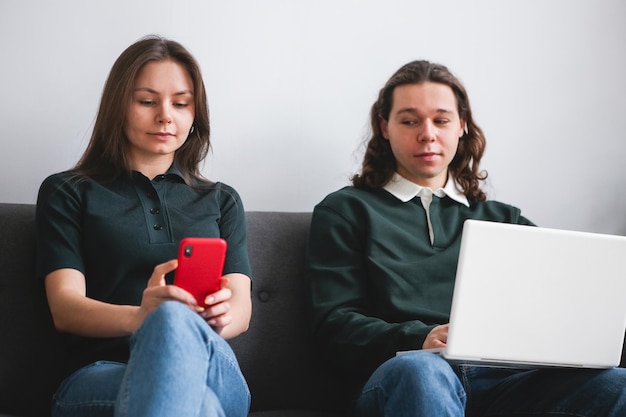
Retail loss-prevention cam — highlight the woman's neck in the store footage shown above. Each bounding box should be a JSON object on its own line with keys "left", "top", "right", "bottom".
{"left": 130, "top": 155, "right": 174, "bottom": 180}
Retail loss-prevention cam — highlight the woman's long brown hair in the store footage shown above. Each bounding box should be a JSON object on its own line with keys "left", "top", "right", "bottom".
{"left": 74, "top": 35, "right": 211, "bottom": 185}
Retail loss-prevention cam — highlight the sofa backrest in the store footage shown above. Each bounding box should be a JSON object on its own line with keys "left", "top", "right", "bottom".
{"left": 0, "top": 204, "right": 353, "bottom": 416}
{"left": 232, "top": 212, "right": 354, "bottom": 413}
{"left": 0, "top": 204, "right": 66, "bottom": 417}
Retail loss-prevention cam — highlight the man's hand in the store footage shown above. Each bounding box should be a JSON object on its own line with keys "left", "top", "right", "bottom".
{"left": 423, "top": 324, "right": 448, "bottom": 349}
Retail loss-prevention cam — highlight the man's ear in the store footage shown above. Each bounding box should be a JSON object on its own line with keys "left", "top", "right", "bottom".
{"left": 379, "top": 115, "right": 389, "bottom": 139}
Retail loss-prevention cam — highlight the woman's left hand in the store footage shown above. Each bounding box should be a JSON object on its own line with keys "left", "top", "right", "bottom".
{"left": 200, "top": 277, "right": 233, "bottom": 333}
{"left": 199, "top": 273, "right": 251, "bottom": 339}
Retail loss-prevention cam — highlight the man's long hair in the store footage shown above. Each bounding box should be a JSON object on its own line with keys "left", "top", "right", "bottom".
{"left": 352, "top": 60, "right": 487, "bottom": 202}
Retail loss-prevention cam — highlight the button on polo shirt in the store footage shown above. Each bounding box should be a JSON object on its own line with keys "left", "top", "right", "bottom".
{"left": 133, "top": 171, "right": 179, "bottom": 244}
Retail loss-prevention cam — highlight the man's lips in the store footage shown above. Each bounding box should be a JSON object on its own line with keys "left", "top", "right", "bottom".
{"left": 415, "top": 152, "right": 440, "bottom": 161}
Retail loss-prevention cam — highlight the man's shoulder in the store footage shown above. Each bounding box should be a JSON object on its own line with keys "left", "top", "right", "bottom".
{"left": 317, "top": 186, "right": 386, "bottom": 207}
{"left": 313, "top": 186, "right": 402, "bottom": 226}
{"left": 476, "top": 199, "right": 521, "bottom": 211}
{"left": 469, "top": 199, "right": 533, "bottom": 225}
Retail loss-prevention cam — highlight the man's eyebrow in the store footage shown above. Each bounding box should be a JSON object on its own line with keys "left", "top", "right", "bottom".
{"left": 133, "top": 87, "right": 194, "bottom": 96}
{"left": 396, "top": 107, "right": 455, "bottom": 115}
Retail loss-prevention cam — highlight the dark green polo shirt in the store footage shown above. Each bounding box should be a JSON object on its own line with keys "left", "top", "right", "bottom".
{"left": 305, "top": 186, "right": 533, "bottom": 377}
{"left": 36, "top": 166, "right": 251, "bottom": 373}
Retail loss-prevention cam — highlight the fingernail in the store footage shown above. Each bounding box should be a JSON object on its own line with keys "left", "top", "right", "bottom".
{"left": 205, "top": 296, "right": 214, "bottom": 305}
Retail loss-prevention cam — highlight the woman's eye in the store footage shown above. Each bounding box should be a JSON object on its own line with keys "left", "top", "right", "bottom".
{"left": 139, "top": 100, "right": 155, "bottom": 106}
{"left": 174, "top": 102, "right": 189, "bottom": 108}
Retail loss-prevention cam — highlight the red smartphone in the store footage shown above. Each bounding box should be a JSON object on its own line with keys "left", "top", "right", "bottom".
{"left": 174, "top": 237, "right": 227, "bottom": 307}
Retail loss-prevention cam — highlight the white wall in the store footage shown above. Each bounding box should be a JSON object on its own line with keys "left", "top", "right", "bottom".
{"left": 1, "top": 0, "right": 625, "bottom": 234}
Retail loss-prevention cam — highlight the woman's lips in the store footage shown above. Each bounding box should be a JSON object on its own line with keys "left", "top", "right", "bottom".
{"left": 150, "top": 132, "right": 174, "bottom": 140}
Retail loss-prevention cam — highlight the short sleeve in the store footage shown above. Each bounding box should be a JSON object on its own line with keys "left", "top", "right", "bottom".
{"left": 36, "top": 172, "right": 86, "bottom": 280}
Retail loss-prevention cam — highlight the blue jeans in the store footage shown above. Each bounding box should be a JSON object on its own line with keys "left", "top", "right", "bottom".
{"left": 51, "top": 302, "right": 250, "bottom": 417}
{"left": 356, "top": 350, "right": 626, "bottom": 417}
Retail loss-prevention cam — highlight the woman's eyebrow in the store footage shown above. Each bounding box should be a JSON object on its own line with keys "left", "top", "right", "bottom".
{"left": 133, "top": 87, "right": 194, "bottom": 96}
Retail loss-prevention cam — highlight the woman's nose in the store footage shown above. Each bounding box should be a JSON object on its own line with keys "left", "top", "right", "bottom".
{"left": 157, "top": 105, "right": 172, "bottom": 124}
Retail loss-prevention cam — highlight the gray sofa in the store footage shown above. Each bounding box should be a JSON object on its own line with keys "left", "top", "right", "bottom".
{"left": 0, "top": 203, "right": 356, "bottom": 417}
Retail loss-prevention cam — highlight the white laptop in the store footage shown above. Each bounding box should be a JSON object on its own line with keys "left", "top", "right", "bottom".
{"left": 407, "top": 219, "right": 626, "bottom": 369}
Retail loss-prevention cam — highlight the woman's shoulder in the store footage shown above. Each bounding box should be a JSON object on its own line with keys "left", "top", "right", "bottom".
{"left": 41, "top": 170, "right": 74, "bottom": 183}
{"left": 36, "top": 170, "right": 95, "bottom": 213}
{"left": 212, "top": 181, "right": 238, "bottom": 193}
{"left": 39, "top": 170, "right": 85, "bottom": 196}
{"left": 191, "top": 180, "right": 245, "bottom": 208}
{"left": 194, "top": 180, "right": 239, "bottom": 196}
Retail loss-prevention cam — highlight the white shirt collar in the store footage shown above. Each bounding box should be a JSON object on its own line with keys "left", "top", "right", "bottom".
{"left": 383, "top": 173, "right": 470, "bottom": 245}
{"left": 383, "top": 172, "right": 470, "bottom": 207}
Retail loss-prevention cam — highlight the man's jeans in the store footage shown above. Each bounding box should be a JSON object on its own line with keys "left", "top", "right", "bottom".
{"left": 356, "top": 350, "right": 626, "bottom": 417}
{"left": 51, "top": 301, "right": 250, "bottom": 417}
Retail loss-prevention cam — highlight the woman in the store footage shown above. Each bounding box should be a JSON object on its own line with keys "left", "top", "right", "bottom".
{"left": 305, "top": 60, "right": 626, "bottom": 416}
{"left": 36, "top": 35, "right": 251, "bottom": 417}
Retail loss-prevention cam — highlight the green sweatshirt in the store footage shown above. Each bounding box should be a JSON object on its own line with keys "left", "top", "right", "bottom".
{"left": 305, "top": 185, "right": 533, "bottom": 377}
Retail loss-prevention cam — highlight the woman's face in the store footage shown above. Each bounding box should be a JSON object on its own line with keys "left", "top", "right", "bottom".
{"left": 124, "top": 60, "right": 195, "bottom": 170}
{"left": 380, "top": 82, "right": 465, "bottom": 189}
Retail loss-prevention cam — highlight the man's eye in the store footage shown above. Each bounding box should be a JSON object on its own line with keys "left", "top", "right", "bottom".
{"left": 401, "top": 120, "right": 417, "bottom": 126}
{"left": 435, "top": 119, "right": 449, "bottom": 125}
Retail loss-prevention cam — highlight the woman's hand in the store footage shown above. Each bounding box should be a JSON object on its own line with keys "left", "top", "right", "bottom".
{"left": 423, "top": 324, "right": 449, "bottom": 349}
{"left": 199, "top": 273, "right": 251, "bottom": 339}
{"left": 135, "top": 259, "right": 200, "bottom": 328}
{"left": 199, "top": 277, "right": 233, "bottom": 332}
{"left": 139, "top": 261, "right": 252, "bottom": 339}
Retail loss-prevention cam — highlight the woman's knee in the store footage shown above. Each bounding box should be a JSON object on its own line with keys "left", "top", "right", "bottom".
{"left": 132, "top": 301, "right": 217, "bottom": 349}
{"left": 143, "top": 301, "right": 206, "bottom": 334}
{"left": 146, "top": 301, "right": 195, "bottom": 325}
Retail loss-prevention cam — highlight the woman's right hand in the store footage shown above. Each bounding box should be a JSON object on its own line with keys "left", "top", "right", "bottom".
{"left": 45, "top": 260, "right": 201, "bottom": 338}
{"left": 135, "top": 259, "right": 200, "bottom": 327}
{"left": 423, "top": 324, "right": 449, "bottom": 349}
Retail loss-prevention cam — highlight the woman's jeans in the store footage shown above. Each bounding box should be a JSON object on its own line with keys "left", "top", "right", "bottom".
{"left": 356, "top": 350, "right": 626, "bottom": 417}
{"left": 51, "top": 301, "right": 250, "bottom": 417}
